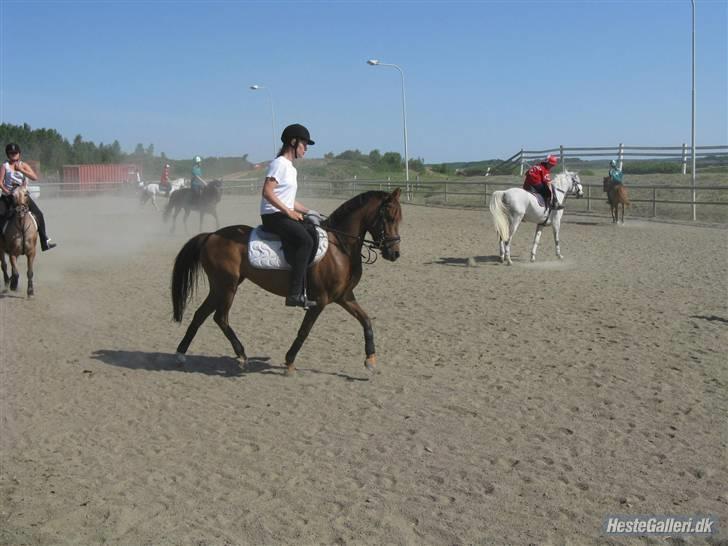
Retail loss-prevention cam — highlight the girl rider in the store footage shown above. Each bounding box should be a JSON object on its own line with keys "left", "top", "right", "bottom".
{"left": 260, "top": 124, "right": 321, "bottom": 309}
{"left": 0, "top": 143, "right": 56, "bottom": 251}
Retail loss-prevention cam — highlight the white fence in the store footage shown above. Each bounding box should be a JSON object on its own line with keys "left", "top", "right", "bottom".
{"left": 487, "top": 144, "right": 728, "bottom": 176}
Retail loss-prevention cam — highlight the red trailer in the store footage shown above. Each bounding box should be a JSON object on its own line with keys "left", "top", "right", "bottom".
{"left": 62, "top": 164, "right": 142, "bottom": 193}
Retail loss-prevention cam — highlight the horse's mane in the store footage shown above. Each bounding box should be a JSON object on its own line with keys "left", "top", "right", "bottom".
{"left": 324, "top": 191, "right": 390, "bottom": 228}
{"left": 553, "top": 170, "right": 577, "bottom": 182}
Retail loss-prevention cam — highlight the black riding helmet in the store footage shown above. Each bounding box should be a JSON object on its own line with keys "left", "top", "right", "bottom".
{"left": 5, "top": 143, "right": 21, "bottom": 155}
{"left": 281, "top": 124, "right": 315, "bottom": 146}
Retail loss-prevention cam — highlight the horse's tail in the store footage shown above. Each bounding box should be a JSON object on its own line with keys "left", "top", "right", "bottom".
{"left": 163, "top": 191, "right": 177, "bottom": 222}
{"left": 171, "top": 232, "right": 210, "bottom": 322}
{"left": 489, "top": 191, "right": 510, "bottom": 241}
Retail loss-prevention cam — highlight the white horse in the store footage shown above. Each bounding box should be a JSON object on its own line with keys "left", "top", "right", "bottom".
{"left": 139, "top": 178, "right": 185, "bottom": 211}
{"left": 489, "top": 171, "right": 584, "bottom": 264}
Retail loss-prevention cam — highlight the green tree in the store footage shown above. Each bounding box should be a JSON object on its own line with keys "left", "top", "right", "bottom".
{"left": 381, "top": 152, "right": 402, "bottom": 170}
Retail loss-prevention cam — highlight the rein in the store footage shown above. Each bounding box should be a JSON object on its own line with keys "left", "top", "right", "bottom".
{"left": 318, "top": 201, "right": 401, "bottom": 264}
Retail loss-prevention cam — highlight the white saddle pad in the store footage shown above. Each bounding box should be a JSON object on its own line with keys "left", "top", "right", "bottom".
{"left": 248, "top": 225, "right": 328, "bottom": 270}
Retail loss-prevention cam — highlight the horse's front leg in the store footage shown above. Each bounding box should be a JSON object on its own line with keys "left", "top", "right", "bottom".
{"left": 8, "top": 254, "right": 19, "bottom": 291}
{"left": 336, "top": 296, "right": 377, "bottom": 372}
{"left": 182, "top": 209, "right": 191, "bottom": 234}
{"left": 152, "top": 194, "right": 159, "bottom": 212}
{"left": 26, "top": 252, "right": 34, "bottom": 298}
{"left": 531, "top": 226, "right": 544, "bottom": 262}
{"left": 285, "top": 305, "right": 324, "bottom": 375}
{"left": 0, "top": 252, "right": 9, "bottom": 291}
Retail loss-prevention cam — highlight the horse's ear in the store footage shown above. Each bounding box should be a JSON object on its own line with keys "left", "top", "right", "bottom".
{"left": 390, "top": 187, "right": 401, "bottom": 201}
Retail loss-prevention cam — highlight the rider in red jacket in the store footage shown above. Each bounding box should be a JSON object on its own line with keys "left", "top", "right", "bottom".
{"left": 523, "top": 155, "right": 562, "bottom": 210}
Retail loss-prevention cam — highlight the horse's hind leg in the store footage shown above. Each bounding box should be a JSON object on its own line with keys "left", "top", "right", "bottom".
{"left": 284, "top": 306, "right": 324, "bottom": 375}
{"left": 175, "top": 292, "right": 218, "bottom": 362}
{"left": 504, "top": 217, "right": 522, "bottom": 265}
{"left": 530, "top": 226, "right": 544, "bottom": 262}
{"left": 212, "top": 282, "right": 247, "bottom": 363}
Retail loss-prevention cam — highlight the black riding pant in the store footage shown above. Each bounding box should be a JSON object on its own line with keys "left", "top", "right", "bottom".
{"left": 261, "top": 212, "right": 316, "bottom": 297}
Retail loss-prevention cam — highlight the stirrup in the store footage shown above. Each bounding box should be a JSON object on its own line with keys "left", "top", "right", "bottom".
{"left": 285, "top": 295, "right": 318, "bottom": 309}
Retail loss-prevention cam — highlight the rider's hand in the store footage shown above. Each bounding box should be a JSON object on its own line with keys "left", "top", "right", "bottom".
{"left": 288, "top": 209, "right": 304, "bottom": 222}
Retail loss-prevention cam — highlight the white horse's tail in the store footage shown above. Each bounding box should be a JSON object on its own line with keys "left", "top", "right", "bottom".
{"left": 489, "top": 191, "right": 510, "bottom": 241}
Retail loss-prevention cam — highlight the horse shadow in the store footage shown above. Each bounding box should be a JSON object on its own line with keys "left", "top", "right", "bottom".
{"left": 90, "top": 349, "right": 275, "bottom": 377}
{"left": 426, "top": 255, "right": 502, "bottom": 267}
{"left": 90, "top": 349, "right": 371, "bottom": 381}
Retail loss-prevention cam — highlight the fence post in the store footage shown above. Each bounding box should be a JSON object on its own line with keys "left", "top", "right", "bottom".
{"left": 444, "top": 181, "right": 448, "bottom": 203}
{"left": 587, "top": 184, "right": 592, "bottom": 212}
{"left": 652, "top": 187, "right": 657, "bottom": 217}
{"left": 681, "top": 143, "right": 687, "bottom": 175}
{"left": 559, "top": 145, "right": 565, "bottom": 171}
{"left": 618, "top": 143, "right": 624, "bottom": 170}
{"left": 519, "top": 148, "right": 525, "bottom": 176}
{"left": 483, "top": 182, "right": 488, "bottom": 205}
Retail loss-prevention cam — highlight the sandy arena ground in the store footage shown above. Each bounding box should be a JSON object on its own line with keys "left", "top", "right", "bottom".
{"left": 1, "top": 191, "right": 726, "bottom": 545}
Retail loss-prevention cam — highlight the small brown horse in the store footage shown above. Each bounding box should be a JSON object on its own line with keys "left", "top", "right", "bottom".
{"left": 171, "top": 189, "right": 402, "bottom": 374}
{"left": 0, "top": 187, "right": 38, "bottom": 297}
{"left": 163, "top": 179, "right": 224, "bottom": 234}
{"left": 603, "top": 176, "right": 630, "bottom": 224}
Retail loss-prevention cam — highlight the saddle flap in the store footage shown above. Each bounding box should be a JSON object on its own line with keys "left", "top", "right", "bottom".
{"left": 248, "top": 225, "right": 329, "bottom": 270}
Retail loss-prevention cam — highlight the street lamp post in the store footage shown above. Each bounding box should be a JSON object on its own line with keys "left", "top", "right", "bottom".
{"left": 250, "top": 85, "right": 277, "bottom": 158}
{"left": 367, "top": 59, "right": 409, "bottom": 184}
{"left": 690, "top": 0, "right": 696, "bottom": 221}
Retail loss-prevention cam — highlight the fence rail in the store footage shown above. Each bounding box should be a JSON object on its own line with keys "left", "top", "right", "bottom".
{"left": 30, "top": 171, "right": 728, "bottom": 224}
{"left": 474, "top": 144, "right": 727, "bottom": 176}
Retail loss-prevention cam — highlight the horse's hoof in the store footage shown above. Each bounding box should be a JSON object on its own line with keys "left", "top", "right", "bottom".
{"left": 530, "top": 256, "right": 536, "bottom": 263}
{"left": 557, "top": 255, "right": 564, "bottom": 260}
{"left": 176, "top": 352, "right": 186, "bottom": 364}
{"left": 506, "top": 260, "right": 513, "bottom": 266}
{"left": 364, "top": 355, "right": 377, "bottom": 373}
{"left": 285, "top": 363, "right": 297, "bottom": 377}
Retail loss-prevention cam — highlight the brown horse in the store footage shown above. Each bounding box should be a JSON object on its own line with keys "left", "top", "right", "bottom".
{"left": 171, "top": 189, "right": 403, "bottom": 374}
{"left": 603, "top": 176, "right": 630, "bottom": 224}
{"left": 163, "top": 179, "right": 223, "bottom": 234}
{"left": 0, "top": 187, "right": 38, "bottom": 297}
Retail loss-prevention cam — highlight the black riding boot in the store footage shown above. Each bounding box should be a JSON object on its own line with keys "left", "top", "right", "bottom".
{"left": 28, "top": 198, "right": 56, "bottom": 251}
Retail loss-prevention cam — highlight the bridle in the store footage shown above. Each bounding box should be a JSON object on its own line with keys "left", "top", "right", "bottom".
{"left": 321, "top": 199, "right": 401, "bottom": 264}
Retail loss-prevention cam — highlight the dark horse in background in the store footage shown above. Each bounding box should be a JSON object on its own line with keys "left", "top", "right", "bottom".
{"left": 163, "top": 179, "right": 224, "bottom": 234}
{"left": 171, "top": 189, "right": 402, "bottom": 375}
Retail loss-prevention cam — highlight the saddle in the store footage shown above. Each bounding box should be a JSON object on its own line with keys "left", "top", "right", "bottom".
{"left": 248, "top": 225, "right": 329, "bottom": 270}
{"left": 524, "top": 187, "right": 547, "bottom": 209}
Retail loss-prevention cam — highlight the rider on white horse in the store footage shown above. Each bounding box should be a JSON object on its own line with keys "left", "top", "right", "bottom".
{"left": 523, "top": 154, "right": 562, "bottom": 211}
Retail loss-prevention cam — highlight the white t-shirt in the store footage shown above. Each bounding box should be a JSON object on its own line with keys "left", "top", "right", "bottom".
{"left": 260, "top": 156, "right": 297, "bottom": 215}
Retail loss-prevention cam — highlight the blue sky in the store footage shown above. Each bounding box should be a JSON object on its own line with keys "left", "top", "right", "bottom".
{"left": 1, "top": 0, "right": 726, "bottom": 163}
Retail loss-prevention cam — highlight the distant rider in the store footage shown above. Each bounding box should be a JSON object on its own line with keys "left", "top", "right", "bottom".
{"left": 0, "top": 143, "right": 56, "bottom": 251}
{"left": 523, "top": 154, "right": 562, "bottom": 210}
{"left": 191, "top": 156, "right": 207, "bottom": 196}
{"left": 160, "top": 163, "right": 171, "bottom": 193}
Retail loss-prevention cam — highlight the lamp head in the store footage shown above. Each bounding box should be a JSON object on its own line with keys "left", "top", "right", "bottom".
{"left": 366, "top": 59, "right": 380, "bottom": 66}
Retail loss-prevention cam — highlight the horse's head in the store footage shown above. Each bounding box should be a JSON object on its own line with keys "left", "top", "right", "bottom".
{"left": 368, "top": 188, "right": 403, "bottom": 261}
{"left": 12, "top": 186, "right": 29, "bottom": 210}
{"left": 567, "top": 172, "right": 584, "bottom": 199}
{"left": 207, "top": 179, "right": 224, "bottom": 202}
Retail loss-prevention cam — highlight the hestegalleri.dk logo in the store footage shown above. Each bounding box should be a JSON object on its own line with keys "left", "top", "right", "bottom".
{"left": 603, "top": 515, "right": 718, "bottom": 536}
